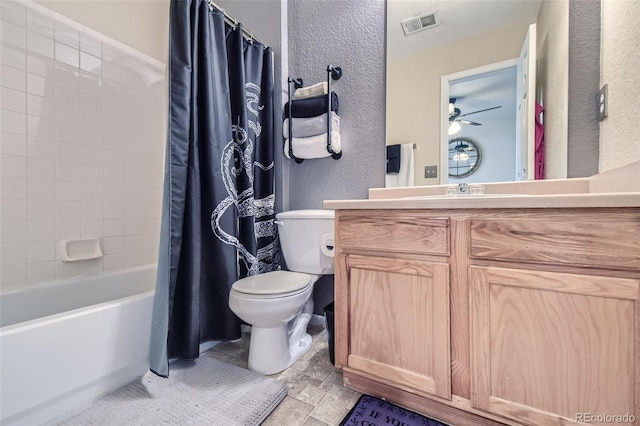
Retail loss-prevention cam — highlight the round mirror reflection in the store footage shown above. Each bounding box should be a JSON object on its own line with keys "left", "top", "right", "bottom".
{"left": 448, "top": 137, "right": 482, "bottom": 178}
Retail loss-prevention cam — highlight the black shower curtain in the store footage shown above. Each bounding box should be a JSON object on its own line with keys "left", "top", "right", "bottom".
{"left": 150, "top": 0, "right": 278, "bottom": 377}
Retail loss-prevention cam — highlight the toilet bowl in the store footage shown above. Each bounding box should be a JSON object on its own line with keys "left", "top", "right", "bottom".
{"left": 228, "top": 209, "right": 334, "bottom": 375}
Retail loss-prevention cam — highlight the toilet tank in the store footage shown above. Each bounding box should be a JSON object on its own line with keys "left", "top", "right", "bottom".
{"left": 276, "top": 209, "right": 335, "bottom": 275}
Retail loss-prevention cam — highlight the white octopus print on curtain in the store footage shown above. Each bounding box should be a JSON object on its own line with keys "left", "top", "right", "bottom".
{"left": 211, "top": 83, "right": 279, "bottom": 277}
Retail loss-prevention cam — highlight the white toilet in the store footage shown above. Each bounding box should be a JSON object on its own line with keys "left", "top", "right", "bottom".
{"left": 228, "top": 209, "right": 335, "bottom": 375}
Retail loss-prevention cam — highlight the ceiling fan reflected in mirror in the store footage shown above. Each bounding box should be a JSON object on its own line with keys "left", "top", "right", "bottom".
{"left": 448, "top": 97, "right": 502, "bottom": 135}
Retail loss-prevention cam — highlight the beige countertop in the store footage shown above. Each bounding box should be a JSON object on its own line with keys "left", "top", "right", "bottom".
{"left": 323, "top": 161, "right": 640, "bottom": 210}
{"left": 324, "top": 192, "right": 640, "bottom": 210}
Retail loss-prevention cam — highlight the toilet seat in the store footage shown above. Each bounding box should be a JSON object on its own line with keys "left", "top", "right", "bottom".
{"left": 231, "top": 270, "right": 312, "bottom": 299}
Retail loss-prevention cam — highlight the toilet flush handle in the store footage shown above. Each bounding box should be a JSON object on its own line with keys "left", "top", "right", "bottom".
{"left": 320, "top": 232, "right": 335, "bottom": 258}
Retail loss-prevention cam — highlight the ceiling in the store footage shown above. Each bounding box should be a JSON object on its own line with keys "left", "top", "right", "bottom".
{"left": 449, "top": 66, "right": 518, "bottom": 128}
{"left": 387, "top": 0, "right": 542, "bottom": 61}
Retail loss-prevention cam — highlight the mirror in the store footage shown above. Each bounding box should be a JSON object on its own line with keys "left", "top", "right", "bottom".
{"left": 385, "top": 0, "right": 612, "bottom": 187}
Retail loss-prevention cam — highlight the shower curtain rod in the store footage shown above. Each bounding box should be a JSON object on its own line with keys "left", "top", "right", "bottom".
{"left": 207, "top": 0, "right": 264, "bottom": 45}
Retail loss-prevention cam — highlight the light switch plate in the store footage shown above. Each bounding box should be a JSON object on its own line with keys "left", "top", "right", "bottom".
{"left": 598, "top": 84, "right": 608, "bottom": 121}
{"left": 425, "top": 165, "right": 438, "bottom": 178}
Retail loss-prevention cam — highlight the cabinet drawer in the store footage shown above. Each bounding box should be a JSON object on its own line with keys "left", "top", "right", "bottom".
{"left": 470, "top": 218, "right": 640, "bottom": 270}
{"left": 338, "top": 215, "right": 449, "bottom": 255}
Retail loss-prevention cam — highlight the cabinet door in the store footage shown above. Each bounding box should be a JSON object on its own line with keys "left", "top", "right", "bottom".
{"left": 346, "top": 254, "right": 451, "bottom": 400}
{"left": 470, "top": 266, "right": 639, "bottom": 426}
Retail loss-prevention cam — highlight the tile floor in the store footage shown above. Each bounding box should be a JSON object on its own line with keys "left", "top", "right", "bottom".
{"left": 202, "top": 325, "right": 362, "bottom": 426}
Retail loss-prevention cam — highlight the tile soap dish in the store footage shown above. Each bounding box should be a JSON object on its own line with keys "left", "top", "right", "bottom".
{"left": 61, "top": 238, "right": 103, "bottom": 262}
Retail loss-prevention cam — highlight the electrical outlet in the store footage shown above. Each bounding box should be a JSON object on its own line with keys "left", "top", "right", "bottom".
{"left": 425, "top": 165, "right": 438, "bottom": 179}
{"left": 598, "top": 84, "right": 608, "bottom": 121}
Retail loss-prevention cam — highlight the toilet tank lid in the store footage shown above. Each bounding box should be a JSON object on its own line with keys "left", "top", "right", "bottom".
{"left": 232, "top": 271, "right": 312, "bottom": 295}
{"left": 276, "top": 209, "right": 334, "bottom": 220}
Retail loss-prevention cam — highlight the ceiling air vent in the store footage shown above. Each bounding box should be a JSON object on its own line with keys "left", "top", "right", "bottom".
{"left": 401, "top": 11, "right": 440, "bottom": 36}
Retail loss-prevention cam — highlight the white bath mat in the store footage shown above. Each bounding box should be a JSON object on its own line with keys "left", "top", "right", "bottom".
{"left": 56, "top": 357, "right": 287, "bottom": 426}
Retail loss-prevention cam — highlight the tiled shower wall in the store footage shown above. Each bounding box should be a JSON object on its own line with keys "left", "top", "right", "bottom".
{"left": 0, "top": 0, "right": 166, "bottom": 291}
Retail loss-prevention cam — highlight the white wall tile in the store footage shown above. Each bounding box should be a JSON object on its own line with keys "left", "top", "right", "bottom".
{"left": 26, "top": 30, "right": 53, "bottom": 59}
{"left": 104, "top": 202, "right": 123, "bottom": 219}
{"left": 27, "top": 199, "right": 54, "bottom": 221}
{"left": 79, "top": 89, "right": 101, "bottom": 112}
{"left": 2, "top": 20, "right": 26, "bottom": 48}
{"left": 56, "top": 260, "right": 81, "bottom": 279}
{"left": 56, "top": 200, "right": 81, "bottom": 221}
{"left": 55, "top": 101, "right": 80, "bottom": 124}
{"left": 55, "top": 121, "right": 81, "bottom": 144}
{"left": 56, "top": 141, "right": 81, "bottom": 163}
{"left": 103, "top": 219, "right": 123, "bottom": 237}
{"left": 79, "top": 71, "right": 101, "bottom": 93}
{"left": 122, "top": 250, "right": 142, "bottom": 268}
{"left": 1, "top": 131, "right": 27, "bottom": 156}
{"left": 80, "top": 108, "right": 102, "bottom": 130}
{"left": 56, "top": 160, "right": 80, "bottom": 181}
{"left": 26, "top": 53, "right": 54, "bottom": 77}
{"left": 1, "top": 44, "right": 26, "bottom": 70}
{"left": 80, "top": 257, "right": 102, "bottom": 275}
{"left": 79, "top": 52, "right": 101, "bottom": 75}
{"left": 102, "top": 236, "right": 122, "bottom": 254}
{"left": 1, "top": 65, "right": 26, "bottom": 91}
{"left": 27, "top": 73, "right": 54, "bottom": 98}
{"left": 26, "top": 94, "right": 54, "bottom": 118}
{"left": 81, "top": 201, "right": 103, "bottom": 220}
{"left": 1, "top": 176, "right": 26, "bottom": 199}
{"left": 1, "top": 154, "right": 27, "bottom": 177}
{"left": 27, "top": 261, "right": 55, "bottom": 282}
{"left": 81, "top": 219, "right": 102, "bottom": 237}
{"left": 2, "top": 1, "right": 26, "bottom": 27}
{"left": 54, "top": 22, "right": 79, "bottom": 48}
{"left": 1, "top": 220, "right": 27, "bottom": 243}
{"left": 27, "top": 157, "right": 55, "bottom": 180}
{"left": 27, "top": 241, "right": 55, "bottom": 262}
{"left": 102, "top": 44, "right": 122, "bottom": 66}
{"left": 103, "top": 184, "right": 123, "bottom": 202}
{"left": 1, "top": 242, "right": 26, "bottom": 265}
{"left": 55, "top": 81, "right": 79, "bottom": 104}
{"left": 56, "top": 180, "right": 80, "bottom": 200}
{"left": 56, "top": 220, "right": 80, "bottom": 239}
{"left": 1, "top": 86, "right": 26, "bottom": 113}
{"left": 27, "top": 178, "right": 55, "bottom": 200}
{"left": 27, "top": 220, "right": 55, "bottom": 242}
{"left": 26, "top": 114, "right": 55, "bottom": 137}
{"left": 54, "top": 42, "right": 78, "bottom": 68}
{"left": 27, "top": 136, "right": 56, "bottom": 159}
{"left": 81, "top": 182, "right": 103, "bottom": 201}
{"left": 1, "top": 264, "right": 27, "bottom": 287}
{"left": 79, "top": 33, "right": 101, "bottom": 58}
{"left": 81, "top": 145, "right": 103, "bottom": 166}
{"left": 26, "top": 9, "right": 54, "bottom": 38}
{"left": 103, "top": 253, "right": 123, "bottom": 271}
{"left": 102, "top": 61, "right": 122, "bottom": 84}
{"left": 1, "top": 199, "right": 26, "bottom": 222}
{"left": 3, "top": 3, "right": 166, "bottom": 287}
{"left": 54, "top": 63, "right": 78, "bottom": 86}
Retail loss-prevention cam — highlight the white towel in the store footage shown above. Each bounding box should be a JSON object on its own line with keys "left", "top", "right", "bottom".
{"left": 282, "top": 112, "right": 340, "bottom": 139}
{"left": 293, "top": 82, "right": 328, "bottom": 100}
{"left": 285, "top": 132, "right": 342, "bottom": 159}
{"left": 385, "top": 143, "right": 414, "bottom": 187}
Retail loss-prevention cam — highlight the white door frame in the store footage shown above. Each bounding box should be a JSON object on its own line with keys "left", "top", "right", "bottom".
{"left": 440, "top": 58, "right": 519, "bottom": 185}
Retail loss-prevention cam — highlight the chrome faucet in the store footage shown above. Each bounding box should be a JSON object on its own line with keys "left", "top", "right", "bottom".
{"left": 458, "top": 183, "right": 469, "bottom": 194}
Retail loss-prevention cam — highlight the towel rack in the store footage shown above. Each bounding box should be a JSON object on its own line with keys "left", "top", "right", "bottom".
{"left": 286, "top": 77, "right": 304, "bottom": 163}
{"left": 326, "top": 65, "right": 342, "bottom": 159}
{"left": 286, "top": 65, "right": 342, "bottom": 163}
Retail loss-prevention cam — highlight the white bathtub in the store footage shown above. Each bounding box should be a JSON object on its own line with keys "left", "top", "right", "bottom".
{"left": 0, "top": 265, "right": 157, "bottom": 425}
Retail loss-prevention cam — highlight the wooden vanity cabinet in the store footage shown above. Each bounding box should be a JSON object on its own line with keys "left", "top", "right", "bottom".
{"left": 335, "top": 208, "right": 640, "bottom": 426}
